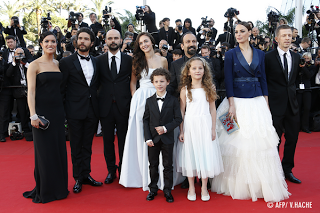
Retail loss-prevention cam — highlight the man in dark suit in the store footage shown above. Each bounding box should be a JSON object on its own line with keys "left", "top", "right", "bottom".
{"left": 265, "top": 25, "right": 305, "bottom": 184}
{"left": 167, "top": 32, "right": 215, "bottom": 98}
{"left": 159, "top": 40, "right": 173, "bottom": 68}
{"left": 4, "top": 16, "right": 27, "bottom": 48}
{"left": 89, "top": 13, "right": 103, "bottom": 36}
{"left": 77, "top": 13, "right": 89, "bottom": 29}
{"left": 158, "top": 18, "right": 176, "bottom": 48}
{"left": 96, "top": 29, "right": 132, "bottom": 184}
{"left": 143, "top": 68, "right": 182, "bottom": 202}
{"left": 2, "top": 36, "right": 33, "bottom": 64}
{"left": 6, "top": 48, "right": 33, "bottom": 136}
{"left": 60, "top": 27, "right": 103, "bottom": 193}
{"left": 0, "top": 50, "right": 10, "bottom": 142}
{"left": 215, "top": 24, "right": 235, "bottom": 48}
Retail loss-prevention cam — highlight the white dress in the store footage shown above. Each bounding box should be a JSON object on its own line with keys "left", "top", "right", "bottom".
{"left": 177, "top": 88, "right": 224, "bottom": 178}
{"left": 211, "top": 97, "right": 291, "bottom": 202}
{"left": 119, "top": 68, "right": 184, "bottom": 191}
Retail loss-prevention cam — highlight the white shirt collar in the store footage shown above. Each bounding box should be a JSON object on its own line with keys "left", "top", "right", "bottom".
{"left": 277, "top": 46, "right": 290, "bottom": 56}
{"left": 108, "top": 50, "right": 121, "bottom": 60}
{"left": 156, "top": 92, "right": 167, "bottom": 99}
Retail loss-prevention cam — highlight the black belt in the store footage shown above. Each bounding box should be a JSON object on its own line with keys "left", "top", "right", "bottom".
{"left": 234, "top": 77, "right": 259, "bottom": 82}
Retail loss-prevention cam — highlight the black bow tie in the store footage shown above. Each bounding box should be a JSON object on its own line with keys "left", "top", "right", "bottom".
{"left": 9, "top": 49, "right": 15, "bottom": 53}
{"left": 156, "top": 98, "right": 164, "bottom": 102}
{"left": 77, "top": 53, "right": 90, "bottom": 61}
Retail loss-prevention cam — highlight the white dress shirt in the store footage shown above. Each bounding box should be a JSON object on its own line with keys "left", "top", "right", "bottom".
{"left": 77, "top": 54, "right": 94, "bottom": 85}
{"left": 7, "top": 49, "right": 16, "bottom": 63}
{"left": 277, "top": 46, "right": 292, "bottom": 79}
{"left": 108, "top": 50, "right": 121, "bottom": 74}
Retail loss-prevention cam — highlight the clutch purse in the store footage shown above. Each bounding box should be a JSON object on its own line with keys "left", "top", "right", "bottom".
{"left": 219, "top": 112, "right": 240, "bottom": 135}
{"left": 38, "top": 116, "right": 50, "bottom": 130}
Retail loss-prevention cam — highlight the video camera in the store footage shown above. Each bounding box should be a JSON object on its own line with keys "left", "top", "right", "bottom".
{"left": 201, "top": 16, "right": 210, "bottom": 28}
{"left": 102, "top": 6, "right": 112, "bottom": 28}
{"left": 224, "top": 8, "right": 239, "bottom": 18}
{"left": 136, "top": 6, "right": 145, "bottom": 20}
{"left": 267, "top": 11, "right": 280, "bottom": 23}
{"left": 14, "top": 52, "right": 26, "bottom": 64}
{"left": 12, "top": 16, "right": 19, "bottom": 27}
{"left": 41, "top": 13, "right": 51, "bottom": 32}
{"left": 307, "top": 5, "right": 320, "bottom": 20}
{"left": 67, "top": 11, "right": 81, "bottom": 28}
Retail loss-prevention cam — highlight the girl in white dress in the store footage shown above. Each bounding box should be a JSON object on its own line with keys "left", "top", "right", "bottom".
{"left": 177, "top": 57, "right": 224, "bottom": 201}
{"left": 120, "top": 32, "right": 183, "bottom": 191}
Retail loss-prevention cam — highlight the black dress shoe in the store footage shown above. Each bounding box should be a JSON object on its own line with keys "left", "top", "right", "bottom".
{"left": 96, "top": 132, "right": 103, "bottom": 137}
{"left": 104, "top": 173, "right": 116, "bottom": 184}
{"left": 146, "top": 191, "right": 157, "bottom": 201}
{"left": 73, "top": 180, "right": 82, "bottom": 193}
{"left": 164, "top": 192, "right": 174, "bottom": 203}
{"left": 181, "top": 178, "right": 189, "bottom": 189}
{"left": 0, "top": 137, "right": 6, "bottom": 142}
{"left": 301, "top": 128, "right": 311, "bottom": 134}
{"left": 285, "top": 173, "right": 301, "bottom": 184}
{"left": 82, "top": 176, "right": 103, "bottom": 186}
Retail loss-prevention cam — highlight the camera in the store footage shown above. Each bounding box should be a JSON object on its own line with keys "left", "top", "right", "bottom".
{"left": 177, "top": 25, "right": 183, "bottom": 31}
{"left": 136, "top": 6, "right": 145, "bottom": 20}
{"left": 41, "top": 13, "right": 51, "bottom": 32}
{"left": 258, "top": 35, "right": 266, "bottom": 45}
{"left": 161, "top": 44, "right": 168, "bottom": 50}
{"left": 12, "top": 17, "right": 19, "bottom": 27}
{"left": 306, "top": 5, "right": 320, "bottom": 20}
{"left": 67, "top": 11, "right": 80, "bottom": 28}
{"left": 14, "top": 52, "right": 25, "bottom": 64}
{"left": 267, "top": 11, "right": 280, "bottom": 23}
{"left": 201, "top": 16, "right": 210, "bottom": 28}
{"left": 224, "top": 8, "right": 239, "bottom": 18}
{"left": 9, "top": 125, "right": 23, "bottom": 140}
{"left": 102, "top": 6, "right": 112, "bottom": 27}
{"left": 300, "top": 57, "right": 306, "bottom": 65}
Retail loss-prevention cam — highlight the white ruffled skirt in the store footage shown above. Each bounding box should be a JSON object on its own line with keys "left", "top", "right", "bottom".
{"left": 211, "top": 96, "right": 291, "bottom": 202}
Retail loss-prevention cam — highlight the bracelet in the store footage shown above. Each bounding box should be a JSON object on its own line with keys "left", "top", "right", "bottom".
{"left": 30, "top": 114, "right": 38, "bottom": 121}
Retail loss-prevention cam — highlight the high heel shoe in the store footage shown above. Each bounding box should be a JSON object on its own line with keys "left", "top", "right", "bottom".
{"left": 201, "top": 191, "right": 210, "bottom": 201}
{"left": 187, "top": 191, "right": 196, "bottom": 201}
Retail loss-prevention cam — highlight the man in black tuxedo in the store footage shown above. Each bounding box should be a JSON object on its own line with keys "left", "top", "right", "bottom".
{"left": 96, "top": 29, "right": 132, "bottom": 184}
{"left": 77, "top": 13, "right": 89, "bottom": 29}
{"left": 167, "top": 32, "right": 215, "bottom": 98}
{"left": 60, "top": 27, "right": 102, "bottom": 193}
{"left": 265, "top": 25, "right": 305, "bottom": 184}
{"left": 215, "top": 24, "right": 235, "bottom": 48}
{"left": 6, "top": 48, "right": 33, "bottom": 136}
{"left": 143, "top": 68, "right": 182, "bottom": 202}
{"left": 4, "top": 16, "right": 27, "bottom": 48}
{"left": 2, "top": 36, "right": 33, "bottom": 64}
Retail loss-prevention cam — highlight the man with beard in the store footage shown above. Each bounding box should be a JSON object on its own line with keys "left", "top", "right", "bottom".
{"left": 97, "top": 29, "right": 132, "bottom": 184}
{"left": 167, "top": 32, "right": 215, "bottom": 97}
{"left": 60, "top": 27, "right": 102, "bottom": 193}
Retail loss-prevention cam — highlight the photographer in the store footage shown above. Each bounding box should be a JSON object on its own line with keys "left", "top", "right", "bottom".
{"left": 173, "top": 19, "right": 184, "bottom": 50}
{"left": 77, "top": 13, "right": 89, "bottom": 28}
{"left": 0, "top": 48, "right": 10, "bottom": 142}
{"left": 2, "top": 36, "right": 33, "bottom": 65}
{"left": 6, "top": 48, "right": 33, "bottom": 137}
{"left": 136, "top": 5, "right": 157, "bottom": 33}
{"left": 298, "top": 37, "right": 311, "bottom": 55}
{"left": 64, "top": 28, "right": 78, "bottom": 53}
{"left": 264, "top": 36, "right": 273, "bottom": 52}
{"left": 159, "top": 39, "right": 173, "bottom": 67}
{"left": 216, "top": 24, "right": 235, "bottom": 48}
{"left": 4, "top": 16, "right": 27, "bottom": 48}
{"left": 296, "top": 52, "right": 316, "bottom": 133}
{"left": 197, "top": 18, "right": 217, "bottom": 47}
{"left": 292, "top": 27, "right": 302, "bottom": 46}
{"left": 200, "top": 45, "right": 222, "bottom": 83}
{"left": 121, "top": 37, "right": 134, "bottom": 56}
{"left": 183, "top": 18, "right": 196, "bottom": 35}
{"left": 158, "top": 18, "right": 175, "bottom": 49}
{"left": 0, "top": 22, "right": 5, "bottom": 47}
{"left": 109, "top": 16, "right": 122, "bottom": 36}
{"left": 89, "top": 13, "right": 103, "bottom": 36}
{"left": 304, "top": 8, "right": 320, "bottom": 45}
{"left": 127, "top": 24, "right": 138, "bottom": 41}
{"left": 249, "top": 27, "right": 259, "bottom": 48}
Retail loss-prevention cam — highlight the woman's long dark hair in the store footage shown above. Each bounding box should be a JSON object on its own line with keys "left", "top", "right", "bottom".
{"left": 132, "top": 32, "right": 155, "bottom": 79}
{"left": 183, "top": 18, "right": 193, "bottom": 29}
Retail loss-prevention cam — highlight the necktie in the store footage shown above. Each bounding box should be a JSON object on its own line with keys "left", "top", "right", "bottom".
{"left": 283, "top": 53, "right": 289, "bottom": 80}
{"left": 111, "top": 56, "right": 117, "bottom": 80}
{"left": 77, "top": 53, "right": 90, "bottom": 61}
{"left": 156, "top": 98, "right": 164, "bottom": 102}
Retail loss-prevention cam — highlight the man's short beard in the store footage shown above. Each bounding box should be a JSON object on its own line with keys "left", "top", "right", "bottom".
{"left": 187, "top": 46, "right": 197, "bottom": 56}
{"left": 77, "top": 45, "right": 91, "bottom": 52}
{"left": 108, "top": 43, "right": 120, "bottom": 51}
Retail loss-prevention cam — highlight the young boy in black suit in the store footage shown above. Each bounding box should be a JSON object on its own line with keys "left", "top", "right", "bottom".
{"left": 143, "top": 68, "right": 182, "bottom": 203}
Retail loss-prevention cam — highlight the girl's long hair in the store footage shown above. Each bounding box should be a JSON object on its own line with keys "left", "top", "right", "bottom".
{"left": 179, "top": 57, "right": 218, "bottom": 102}
{"left": 132, "top": 32, "right": 155, "bottom": 79}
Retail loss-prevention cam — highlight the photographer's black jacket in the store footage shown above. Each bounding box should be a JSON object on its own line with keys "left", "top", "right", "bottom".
{"left": 90, "top": 22, "right": 103, "bottom": 36}
{"left": 295, "top": 64, "right": 316, "bottom": 92}
{"left": 158, "top": 27, "right": 176, "bottom": 47}
{"left": 4, "top": 26, "right": 27, "bottom": 48}
{"left": 140, "top": 12, "right": 157, "bottom": 33}
{"left": 6, "top": 63, "right": 27, "bottom": 98}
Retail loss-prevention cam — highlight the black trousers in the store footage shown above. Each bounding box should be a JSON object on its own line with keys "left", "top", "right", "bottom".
{"left": 0, "top": 93, "right": 12, "bottom": 137}
{"left": 272, "top": 103, "right": 300, "bottom": 174}
{"left": 148, "top": 140, "right": 173, "bottom": 193}
{"left": 68, "top": 105, "right": 98, "bottom": 181}
{"left": 297, "top": 91, "right": 312, "bottom": 130}
{"left": 100, "top": 103, "right": 128, "bottom": 174}
{"left": 16, "top": 97, "right": 31, "bottom": 133}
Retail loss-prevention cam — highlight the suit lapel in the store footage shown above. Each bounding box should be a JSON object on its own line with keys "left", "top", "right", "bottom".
{"left": 275, "top": 49, "right": 288, "bottom": 82}
{"left": 72, "top": 53, "right": 88, "bottom": 86}
{"left": 288, "top": 50, "right": 295, "bottom": 82}
{"left": 151, "top": 94, "right": 161, "bottom": 115}
{"left": 235, "top": 46, "right": 254, "bottom": 75}
{"left": 250, "top": 47, "right": 259, "bottom": 72}
{"left": 160, "top": 93, "right": 170, "bottom": 116}
{"left": 90, "top": 56, "right": 97, "bottom": 86}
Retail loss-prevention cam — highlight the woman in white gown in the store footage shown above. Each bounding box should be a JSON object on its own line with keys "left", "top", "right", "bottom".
{"left": 211, "top": 22, "right": 290, "bottom": 202}
{"left": 120, "top": 32, "right": 184, "bottom": 191}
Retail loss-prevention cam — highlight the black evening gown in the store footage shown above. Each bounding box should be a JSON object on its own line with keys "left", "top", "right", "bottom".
{"left": 23, "top": 72, "right": 69, "bottom": 203}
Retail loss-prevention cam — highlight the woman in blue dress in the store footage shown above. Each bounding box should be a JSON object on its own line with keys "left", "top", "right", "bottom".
{"left": 211, "top": 22, "right": 290, "bottom": 202}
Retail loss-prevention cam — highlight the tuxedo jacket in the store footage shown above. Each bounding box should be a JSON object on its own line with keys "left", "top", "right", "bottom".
{"left": 158, "top": 27, "right": 176, "bottom": 47}
{"left": 79, "top": 22, "right": 89, "bottom": 28}
{"left": 143, "top": 93, "right": 182, "bottom": 144}
{"left": 6, "top": 63, "right": 27, "bottom": 98}
{"left": 60, "top": 52, "right": 99, "bottom": 120}
{"left": 216, "top": 32, "right": 235, "bottom": 48}
{"left": 167, "top": 55, "right": 215, "bottom": 97}
{"left": 90, "top": 22, "right": 103, "bottom": 36}
{"left": 96, "top": 52, "right": 132, "bottom": 118}
{"left": 2, "top": 48, "right": 33, "bottom": 65}
{"left": 4, "top": 26, "right": 27, "bottom": 48}
{"left": 265, "top": 49, "right": 303, "bottom": 116}
{"left": 224, "top": 46, "right": 268, "bottom": 98}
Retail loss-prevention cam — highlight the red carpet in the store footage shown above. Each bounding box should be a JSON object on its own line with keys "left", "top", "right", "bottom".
{"left": 0, "top": 132, "right": 319, "bottom": 213}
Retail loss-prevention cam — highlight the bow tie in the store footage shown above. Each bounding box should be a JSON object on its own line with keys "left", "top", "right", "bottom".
{"left": 156, "top": 98, "right": 164, "bottom": 102}
{"left": 9, "top": 49, "right": 15, "bottom": 53}
{"left": 77, "top": 53, "right": 90, "bottom": 61}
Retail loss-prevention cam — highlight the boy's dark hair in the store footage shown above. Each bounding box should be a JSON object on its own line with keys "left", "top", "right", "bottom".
{"left": 150, "top": 68, "right": 171, "bottom": 82}
{"left": 172, "top": 49, "right": 182, "bottom": 55}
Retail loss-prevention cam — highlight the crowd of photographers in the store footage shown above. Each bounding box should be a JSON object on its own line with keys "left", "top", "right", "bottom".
{"left": 0, "top": 5, "right": 320, "bottom": 142}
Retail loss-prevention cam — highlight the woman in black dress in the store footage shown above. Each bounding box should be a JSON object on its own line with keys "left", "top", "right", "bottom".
{"left": 23, "top": 31, "right": 69, "bottom": 203}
